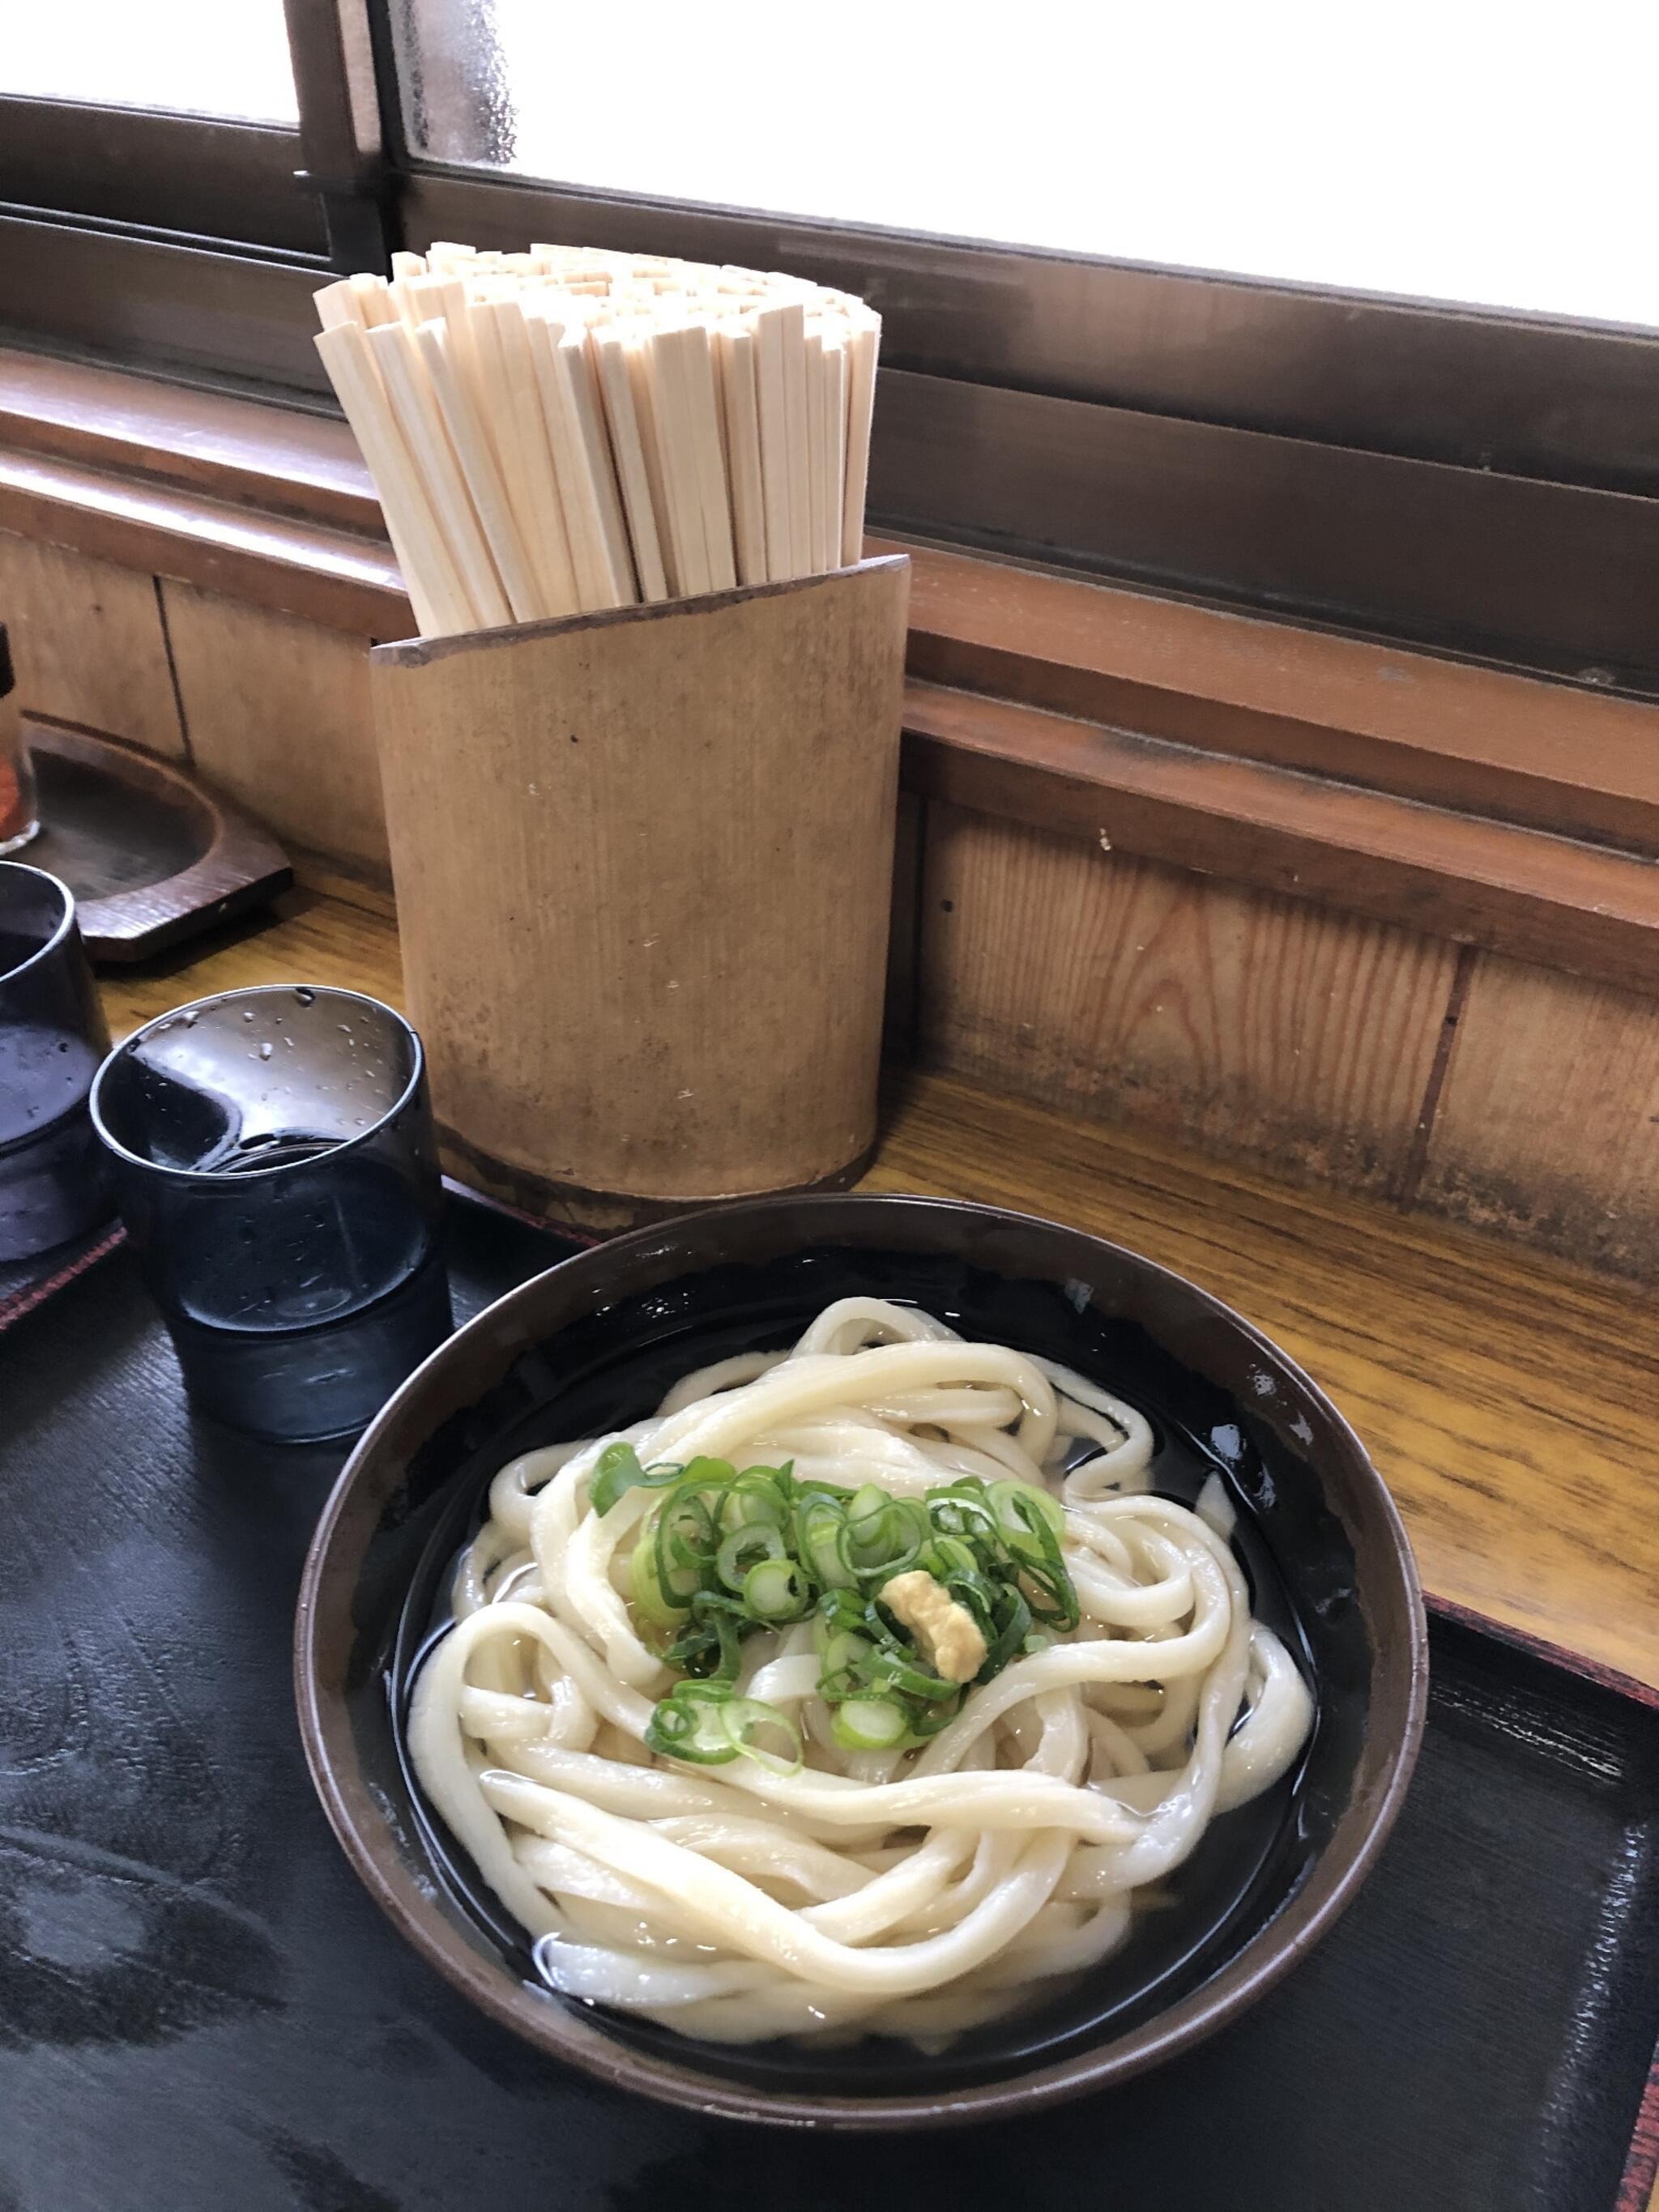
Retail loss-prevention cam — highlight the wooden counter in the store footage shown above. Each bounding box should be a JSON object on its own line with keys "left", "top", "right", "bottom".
{"left": 100, "top": 884, "right": 1659, "bottom": 1691}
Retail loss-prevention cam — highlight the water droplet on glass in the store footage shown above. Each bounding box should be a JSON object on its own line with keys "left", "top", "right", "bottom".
{"left": 181, "top": 1009, "right": 199, "bottom": 1027}
{"left": 241, "top": 1009, "right": 256, "bottom": 1023}
{"left": 294, "top": 987, "right": 315, "bottom": 1007}
{"left": 258, "top": 1042, "right": 274, "bottom": 1061}
{"left": 284, "top": 1036, "right": 295, "bottom": 1049}
{"left": 57, "top": 1038, "right": 69, "bottom": 1053}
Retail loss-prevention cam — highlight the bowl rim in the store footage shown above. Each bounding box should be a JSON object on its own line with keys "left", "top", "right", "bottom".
{"left": 294, "top": 1190, "right": 1428, "bottom": 2129}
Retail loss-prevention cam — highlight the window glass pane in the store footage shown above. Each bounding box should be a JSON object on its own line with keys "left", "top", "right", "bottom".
{"left": 4, "top": 0, "right": 297, "bottom": 122}
{"left": 394, "top": 0, "right": 1654, "bottom": 330}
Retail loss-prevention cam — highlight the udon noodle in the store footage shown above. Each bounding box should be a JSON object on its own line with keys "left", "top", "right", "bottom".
{"left": 408, "top": 1299, "right": 1313, "bottom": 2044}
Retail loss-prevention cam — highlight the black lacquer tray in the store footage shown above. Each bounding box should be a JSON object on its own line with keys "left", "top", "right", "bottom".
{"left": 1, "top": 1192, "right": 1655, "bottom": 2212}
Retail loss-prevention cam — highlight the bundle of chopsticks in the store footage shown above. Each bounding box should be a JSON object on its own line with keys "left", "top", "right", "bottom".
{"left": 314, "top": 241, "right": 881, "bottom": 640}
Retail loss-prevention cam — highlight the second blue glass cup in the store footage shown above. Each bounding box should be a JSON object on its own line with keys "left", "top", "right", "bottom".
{"left": 90, "top": 984, "right": 452, "bottom": 1443}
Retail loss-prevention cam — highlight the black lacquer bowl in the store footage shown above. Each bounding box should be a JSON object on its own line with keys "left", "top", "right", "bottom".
{"left": 295, "top": 1193, "right": 1427, "bottom": 2128}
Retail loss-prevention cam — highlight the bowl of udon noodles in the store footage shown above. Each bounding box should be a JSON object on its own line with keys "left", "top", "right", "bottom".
{"left": 296, "top": 1192, "right": 1426, "bottom": 2127}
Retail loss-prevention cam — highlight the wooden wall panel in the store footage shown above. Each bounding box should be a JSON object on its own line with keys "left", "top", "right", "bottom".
{"left": 0, "top": 528, "right": 183, "bottom": 757}
{"left": 919, "top": 802, "right": 1460, "bottom": 1197}
{"left": 1421, "top": 952, "right": 1659, "bottom": 1278}
{"left": 160, "top": 580, "right": 390, "bottom": 886}
{"left": 885, "top": 789, "right": 922, "bottom": 1053}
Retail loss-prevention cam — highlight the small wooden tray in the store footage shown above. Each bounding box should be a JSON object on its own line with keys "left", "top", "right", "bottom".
{"left": 21, "top": 718, "right": 292, "bottom": 963}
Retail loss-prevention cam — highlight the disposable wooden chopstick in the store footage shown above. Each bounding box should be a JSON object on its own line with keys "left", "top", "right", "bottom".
{"left": 483, "top": 298, "right": 583, "bottom": 618}
{"left": 365, "top": 321, "right": 511, "bottom": 631}
{"left": 314, "top": 321, "right": 465, "bottom": 637}
{"left": 778, "top": 302, "right": 812, "bottom": 580}
{"left": 467, "top": 298, "right": 568, "bottom": 616}
{"left": 822, "top": 327, "right": 849, "bottom": 574}
{"left": 560, "top": 329, "right": 639, "bottom": 606}
{"left": 642, "top": 324, "right": 714, "bottom": 599}
{"left": 350, "top": 274, "right": 398, "bottom": 326}
{"left": 592, "top": 327, "right": 670, "bottom": 603}
{"left": 522, "top": 311, "right": 629, "bottom": 611}
{"left": 315, "top": 279, "right": 364, "bottom": 331}
{"left": 841, "top": 311, "right": 880, "bottom": 568}
{"left": 751, "top": 304, "right": 794, "bottom": 582}
{"left": 803, "top": 324, "right": 827, "bottom": 578}
{"left": 714, "top": 319, "right": 767, "bottom": 586}
{"left": 413, "top": 318, "right": 544, "bottom": 622}
{"left": 675, "top": 321, "right": 736, "bottom": 593}
{"left": 317, "top": 239, "right": 883, "bottom": 637}
{"left": 623, "top": 331, "right": 692, "bottom": 598}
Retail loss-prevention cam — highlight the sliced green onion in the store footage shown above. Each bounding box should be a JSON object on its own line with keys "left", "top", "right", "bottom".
{"left": 632, "top": 1516, "right": 691, "bottom": 1624}
{"left": 635, "top": 1453, "right": 1082, "bottom": 1754}
{"left": 797, "top": 1494, "right": 855, "bottom": 1591}
{"left": 923, "top": 1534, "right": 979, "bottom": 1582}
{"left": 744, "top": 1556, "right": 810, "bottom": 1621}
{"left": 679, "top": 1455, "right": 738, "bottom": 1493}
{"left": 588, "top": 1441, "right": 645, "bottom": 1517}
{"left": 907, "top": 1694, "right": 963, "bottom": 1739}
{"left": 719, "top": 1471, "right": 790, "bottom": 1532}
{"left": 817, "top": 1627, "right": 873, "bottom": 1702}
{"left": 644, "top": 1683, "right": 740, "bottom": 1763}
{"left": 717, "top": 1521, "right": 786, "bottom": 1592}
{"left": 979, "top": 1585, "right": 1033, "bottom": 1678}
{"left": 720, "top": 1697, "right": 804, "bottom": 1774}
{"left": 831, "top": 1696, "right": 910, "bottom": 1750}
{"left": 860, "top": 1643, "right": 958, "bottom": 1703}
{"left": 590, "top": 1444, "right": 686, "bottom": 1516}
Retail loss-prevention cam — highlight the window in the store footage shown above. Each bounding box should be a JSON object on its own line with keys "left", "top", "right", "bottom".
{"left": 396, "top": 0, "right": 1657, "bottom": 331}
{"left": 1, "top": 0, "right": 1655, "bottom": 685}
{"left": 7, "top": 0, "right": 297, "bottom": 121}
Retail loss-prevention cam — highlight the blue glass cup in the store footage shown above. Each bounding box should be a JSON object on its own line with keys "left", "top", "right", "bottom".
{"left": 90, "top": 984, "right": 453, "bottom": 1443}
{"left": 0, "top": 862, "right": 114, "bottom": 1261}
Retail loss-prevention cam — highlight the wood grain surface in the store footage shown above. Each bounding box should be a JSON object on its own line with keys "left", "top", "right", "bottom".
{"left": 371, "top": 560, "right": 909, "bottom": 1225}
{"left": 865, "top": 1069, "right": 1659, "bottom": 1692}
{"left": 920, "top": 802, "right": 1459, "bottom": 1197}
{"left": 0, "top": 343, "right": 378, "bottom": 535}
{"left": 0, "top": 528, "right": 185, "bottom": 757}
{"left": 884, "top": 535, "right": 1659, "bottom": 853}
{"left": 100, "top": 886, "right": 404, "bottom": 1036}
{"left": 1422, "top": 948, "right": 1659, "bottom": 1278}
{"left": 160, "top": 582, "right": 392, "bottom": 884}
{"left": 902, "top": 680, "right": 1659, "bottom": 1000}
{"left": 0, "top": 446, "right": 410, "bottom": 638}
{"left": 95, "top": 887, "right": 1659, "bottom": 1690}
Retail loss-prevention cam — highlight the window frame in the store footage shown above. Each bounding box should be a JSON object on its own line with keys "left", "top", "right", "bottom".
{"left": 0, "top": 96, "right": 324, "bottom": 256}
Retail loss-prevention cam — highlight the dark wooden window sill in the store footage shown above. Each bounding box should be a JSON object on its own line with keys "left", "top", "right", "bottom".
{"left": 2, "top": 343, "right": 1656, "bottom": 994}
